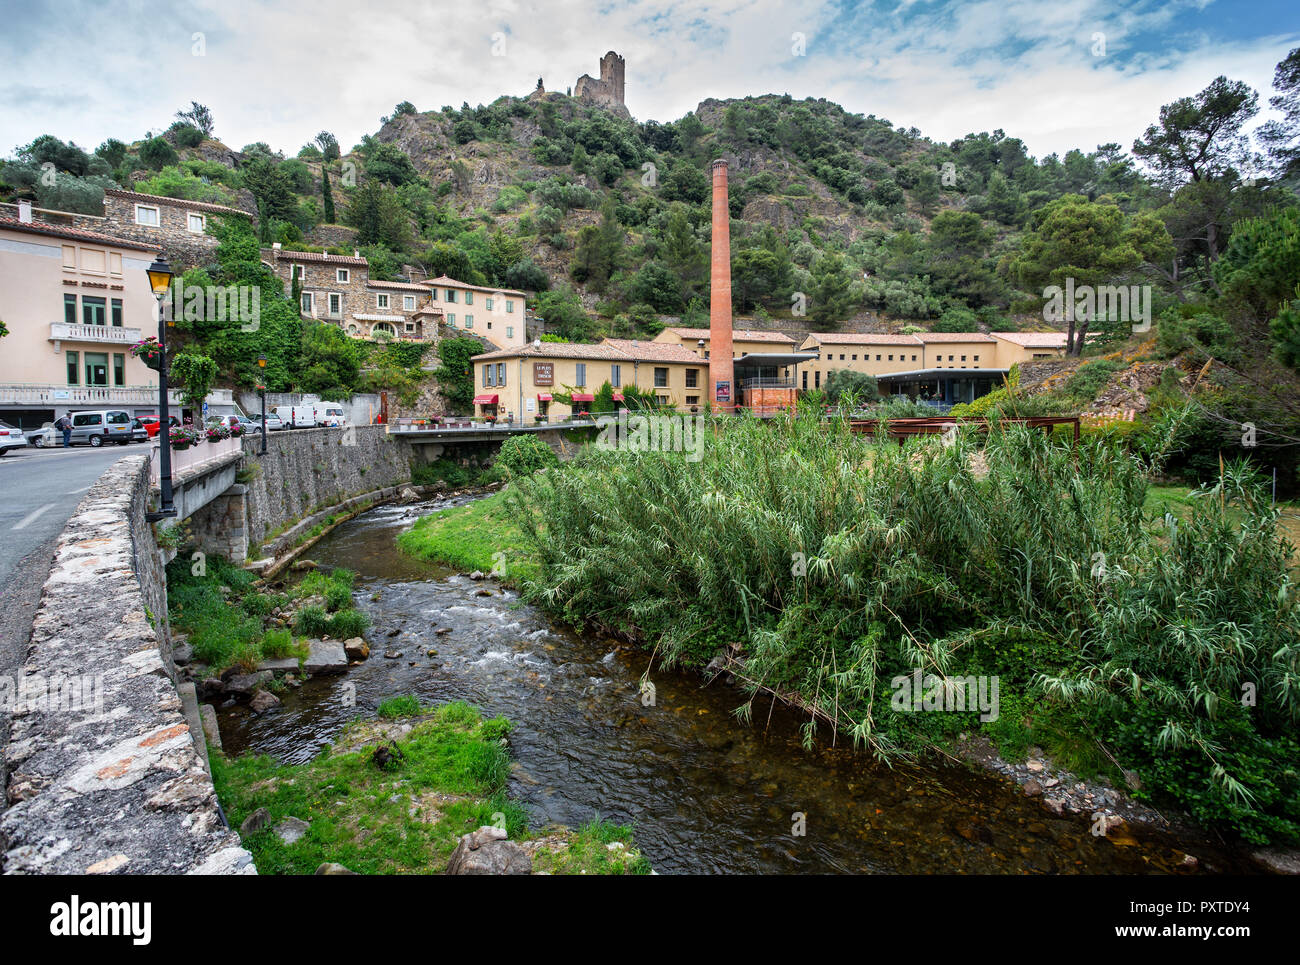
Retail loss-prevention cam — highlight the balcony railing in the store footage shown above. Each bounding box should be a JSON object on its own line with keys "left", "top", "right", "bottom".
{"left": 741, "top": 377, "right": 797, "bottom": 389}
{"left": 0, "top": 383, "right": 158, "bottom": 405}
{"left": 49, "top": 322, "right": 144, "bottom": 344}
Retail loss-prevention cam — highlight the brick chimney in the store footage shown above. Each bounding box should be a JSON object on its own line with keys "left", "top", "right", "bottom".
{"left": 709, "top": 159, "right": 734, "bottom": 409}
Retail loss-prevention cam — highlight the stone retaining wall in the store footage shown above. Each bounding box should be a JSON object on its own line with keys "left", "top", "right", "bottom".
{"left": 0, "top": 456, "right": 253, "bottom": 874}
{"left": 239, "top": 425, "right": 415, "bottom": 556}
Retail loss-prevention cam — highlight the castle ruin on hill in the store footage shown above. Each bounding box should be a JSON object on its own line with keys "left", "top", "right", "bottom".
{"left": 574, "top": 51, "right": 627, "bottom": 115}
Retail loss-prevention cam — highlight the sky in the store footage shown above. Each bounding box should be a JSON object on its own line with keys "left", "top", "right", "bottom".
{"left": 1, "top": 0, "right": 1296, "bottom": 164}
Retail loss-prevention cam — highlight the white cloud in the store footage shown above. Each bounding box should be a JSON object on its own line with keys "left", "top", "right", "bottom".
{"left": 0, "top": 0, "right": 1294, "bottom": 161}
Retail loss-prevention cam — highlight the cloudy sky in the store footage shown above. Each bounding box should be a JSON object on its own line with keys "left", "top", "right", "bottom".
{"left": 2, "top": 0, "right": 1295, "bottom": 163}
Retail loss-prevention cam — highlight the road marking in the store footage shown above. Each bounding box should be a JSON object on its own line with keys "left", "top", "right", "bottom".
{"left": 65, "top": 485, "right": 92, "bottom": 494}
{"left": 12, "top": 503, "right": 56, "bottom": 531}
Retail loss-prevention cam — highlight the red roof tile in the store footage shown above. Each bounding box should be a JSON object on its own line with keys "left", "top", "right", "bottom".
{"left": 105, "top": 188, "right": 250, "bottom": 218}
{"left": 0, "top": 215, "right": 161, "bottom": 252}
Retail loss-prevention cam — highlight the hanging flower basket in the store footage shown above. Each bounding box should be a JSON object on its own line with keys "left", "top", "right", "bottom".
{"left": 169, "top": 425, "right": 198, "bottom": 450}
{"left": 204, "top": 425, "right": 231, "bottom": 443}
{"left": 131, "top": 337, "right": 163, "bottom": 371}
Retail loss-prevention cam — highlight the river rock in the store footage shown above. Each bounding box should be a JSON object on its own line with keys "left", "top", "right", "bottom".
{"left": 174, "top": 641, "right": 193, "bottom": 665}
{"left": 1043, "top": 798, "right": 1066, "bottom": 816}
{"left": 344, "top": 637, "right": 370, "bottom": 660}
{"left": 435, "top": 627, "right": 452, "bottom": 636}
{"left": 256, "top": 656, "right": 299, "bottom": 675}
{"left": 250, "top": 689, "right": 281, "bottom": 713}
{"left": 315, "top": 862, "right": 358, "bottom": 875}
{"left": 241, "top": 807, "right": 271, "bottom": 834}
{"left": 469, "top": 570, "right": 486, "bottom": 581}
{"left": 1250, "top": 848, "right": 1300, "bottom": 874}
{"left": 446, "top": 826, "right": 531, "bottom": 875}
{"left": 226, "top": 671, "right": 273, "bottom": 696}
{"left": 1024, "top": 779, "right": 1043, "bottom": 797}
{"left": 1026, "top": 760, "right": 1044, "bottom": 773}
{"left": 475, "top": 588, "right": 493, "bottom": 597}
{"left": 384, "top": 650, "right": 403, "bottom": 659}
{"left": 274, "top": 817, "right": 311, "bottom": 845}
{"left": 304, "top": 639, "right": 348, "bottom": 675}
{"left": 199, "top": 677, "right": 224, "bottom": 699}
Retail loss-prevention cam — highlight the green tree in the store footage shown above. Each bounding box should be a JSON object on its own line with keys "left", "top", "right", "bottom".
{"left": 434, "top": 336, "right": 481, "bottom": 411}
{"left": 1260, "top": 47, "right": 1300, "bottom": 183}
{"left": 1132, "top": 75, "right": 1258, "bottom": 185}
{"left": 175, "top": 101, "right": 215, "bottom": 137}
{"left": 298, "top": 323, "right": 360, "bottom": 395}
{"left": 809, "top": 252, "right": 856, "bottom": 326}
{"left": 345, "top": 179, "right": 411, "bottom": 249}
{"left": 570, "top": 199, "right": 622, "bottom": 291}
{"left": 170, "top": 353, "right": 219, "bottom": 410}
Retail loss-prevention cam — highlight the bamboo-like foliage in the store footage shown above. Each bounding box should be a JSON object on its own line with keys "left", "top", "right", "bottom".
{"left": 505, "top": 410, "right": 1300, "bottom": 841}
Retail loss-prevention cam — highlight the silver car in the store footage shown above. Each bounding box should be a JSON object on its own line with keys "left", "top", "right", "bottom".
{"left": 25, "top": 422, "right": 56, "bottom": 448}
{"left": 0, "top": 421, "right": 28, "bottom": 457}
{"left": 250, "top": 412, "right": 284, "bottom": 431}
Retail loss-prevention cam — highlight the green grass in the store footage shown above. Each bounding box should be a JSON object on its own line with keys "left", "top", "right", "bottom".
{"left": 532, "top": 818, "right": 653, "bottom": 875}
{"left": 397, "top": 487, "right": 539, "bottom": 584}
{"left": 212, "top": 699, "right": 646, "bottom": 875}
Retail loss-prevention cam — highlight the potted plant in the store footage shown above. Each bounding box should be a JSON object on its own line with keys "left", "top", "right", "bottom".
{"left": 204, "top": 424, "right": 229, "bottom": 443}
{"left": 228, "top": 422, "right": 245, "bottom": 438}
{"left": 131, "top": 336, "right": 163, "bottom": 371}
{"left": 169, "top": 425, "right": 197, "bottom": 450}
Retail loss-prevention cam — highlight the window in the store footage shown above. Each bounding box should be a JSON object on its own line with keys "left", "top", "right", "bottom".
{"left": 802, "top": 370, "right": 808, "bottom": 390}
{"left": 328, "top": 293, "right": 341, "bottom": 316}
{"left": 686, "top": 395, "right": 699, "bottom": 405}
{"left": 611, "top": 364, "right": 621, "bottom": 387}
{"left": 948, "top": 355, "right": 954, "bottom": 361}
{"left": 301, "top": 292, "right": 314, "bottom": 314}
{"left": 465, "top": 291, "right": 473, "bottom": 305}
{"left": 486, "top": 320, "right": 492, "bottom": 330}
{"left": 404, "top": 295, "right": 415, "bottom": 311}
{"left": 64, "top": 294, "right": 77, "bottom": 325}
{"left": 485, "top": 365, "right": 494, "bottom": 387}
{"left": 686, "top": 369, "right": 698, "bottom": 388}
{"left": 73, "top": 413, "right": 101, "bottom": 427}
{"left": 82, "top": 296, "right": 106, "bottom": 326}
{"left": 961, "top": 355, "right": 966, "bottom": 362}
{"left": 292, "top": 265, "right": 306, "bottom": 281}
{"left": 85, "top": 352, "right": 108, "bottom": 387}
{"left": 465, "top": 314, "right": 474, "bottom": 329}
{"left": 575, "top": 363, "right": 586, "bottom": 387}
{"left": 839, "top": 354, "right": 845, "bottom": 361}
{"left": 113, "top": 353, "right": 125, "bottom": 386}
{"left": 496, "top": 363, "right": 506, "bottom": 386}
{"left": 506, "top": 300, "right": 514, "bottom": 313}
{"left": 654, "top": 367, "right": 668, "bottom": 388}
{"left": 973, "top": 355, "right": 979, "bottom": 362}
{"left": 445, "top": 289, "right": 457, "bottom": 303}
{"left": 814, "top": 371, "right": 821, "bottom": 389}
{"left": 506, "top": 326, "right": 513, "bottom": 339}
{"left": 111, "top": 299, "right": 123, "bottom": 327}
{"left": 135, "top": 205, "right": 160, "bottom": 226}
{"left": 336, "top": 268, "right": 350, "bottom": 283}
{"left": 187, "top": 213, "right": 205, "bottom": 233}
{"left": 704, "top": 350, "right": 710, "bottom": 359}
{"left": 66, "top": 351, "right": 79, "bottom": 385}
{"left": 447, "top": 313, "right": 456, "bottom": 326}
{"left": 62, "top": 245, "right": 76, "bottom": 270}
{"left": 912, "top": 355, "right": 918, "bottom": 362}
{"left": 486, "top": 297, "right": 494, "bottom": 310}
{"left": 888, "top": 355, "right": 894, "bottom": 361}
{"left": 851, "top": 355, "right": 857, "bottom": 361}
{"left": 376, "top": 293, "right": 390, "bottom": 310}
{"left": 405, "top": 322, "right": 414, "bottom": 332}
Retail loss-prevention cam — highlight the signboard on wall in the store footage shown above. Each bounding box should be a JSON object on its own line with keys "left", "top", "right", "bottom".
{"left": 526, "top": 398, "right": 535, "bottom": 413}
{"left": 715, "top": 380, "right": 731, "bottom": 403}
{"left": 533, "top": 362, "right": 554, "bottom": 386}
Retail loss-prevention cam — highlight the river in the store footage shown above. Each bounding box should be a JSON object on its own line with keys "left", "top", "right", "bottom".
{"left": 218, "top": 495, "right": 1243, "bottom": 874}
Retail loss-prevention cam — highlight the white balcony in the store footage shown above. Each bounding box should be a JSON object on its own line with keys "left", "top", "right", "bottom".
{"left": 0, "top": 383, "right": 159, "bottom": 406}
{"left": 50, "top": 322, "right": 144, "bottom": 346}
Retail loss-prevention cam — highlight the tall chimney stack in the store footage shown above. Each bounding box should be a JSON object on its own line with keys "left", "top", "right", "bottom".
{"left": 709, "top": 158, "right": 734, "bottom": 410}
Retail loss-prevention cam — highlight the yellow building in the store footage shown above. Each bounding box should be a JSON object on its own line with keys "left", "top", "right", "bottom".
{"left": 470, "top": 339, "right": 709, "bottom": 421}
{"left": 653, "top": 326, "right": 796, "bottom": 360}
{"left": 990, "top": 332, "right": 1069, "bottom": 367}
{"left": 422, "top": 275, "right": 528, "bottom": 350}
{"left": 797, "top": 333, "right": 924, "bottom": 391}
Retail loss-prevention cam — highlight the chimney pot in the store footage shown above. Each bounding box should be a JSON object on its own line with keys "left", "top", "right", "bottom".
{"left": 18, "top": 199, "right": 33, "bottom": 223}
{"left": 272, "top": 242, "right": 282, "bottom": 250}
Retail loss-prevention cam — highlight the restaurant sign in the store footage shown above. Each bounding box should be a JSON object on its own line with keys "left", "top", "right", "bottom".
{"left": 534, "top": 362, "right": 554, "bottom": 386}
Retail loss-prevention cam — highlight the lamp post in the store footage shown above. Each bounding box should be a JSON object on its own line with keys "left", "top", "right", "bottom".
{"left": 146, "top": 253, "right": 175, "bottom": 520}
{"left": 256, "top": 354, "right": 268, "bottom": 455}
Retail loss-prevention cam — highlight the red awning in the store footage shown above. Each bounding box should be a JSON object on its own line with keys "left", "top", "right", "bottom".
{"left": 571, "top": 393, "right": 595, "bottom": 402}
{"left": 612, "top": 392, "right": 625, "bottom": 402}
{"left": 473, "top": 394, "right": 499, "bottom": 405}
{"left": 537, "top": 394, "right": 553, "bottom": 402}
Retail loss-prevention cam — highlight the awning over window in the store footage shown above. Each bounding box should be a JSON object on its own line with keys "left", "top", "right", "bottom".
{"left": 473, "top": 394, "right": 499, "bottom": 405}
{"left": 571, "top": 393, "right": 595, "bottom": 402}
{"left": 537, "top": 394, "right": 553, "bottom": 402}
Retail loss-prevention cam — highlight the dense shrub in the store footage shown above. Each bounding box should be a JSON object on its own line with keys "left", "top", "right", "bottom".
{"left": 496, "top": 435, "right": 560, "bottom": 477}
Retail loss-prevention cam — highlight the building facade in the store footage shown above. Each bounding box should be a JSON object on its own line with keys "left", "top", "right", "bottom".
{"left": 0, "top": 212, "right": 162, "bottom": 427}
{"left": 422, "top": 276, "right": 528, "bottom": 351}
{"left": 74, "top": 188, "right": 253, "bottom": 270}
{"left": 654, "top": 326, "right": 797, "bottom": 360}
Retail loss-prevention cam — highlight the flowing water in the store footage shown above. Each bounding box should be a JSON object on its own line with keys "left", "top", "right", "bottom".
{"left": 219, "top": 496, "right": 1246, "bottom": 875}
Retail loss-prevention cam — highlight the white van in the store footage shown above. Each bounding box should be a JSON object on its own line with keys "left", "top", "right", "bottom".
{"left": 315, "top": 402, "right": 347, "bottom": 427}
{"left": 272, "top": 403, "right": 317, "bottom": 429}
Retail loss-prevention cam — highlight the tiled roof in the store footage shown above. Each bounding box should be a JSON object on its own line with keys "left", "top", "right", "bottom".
{"left": 472, "top": 341, "right": 630, "bottom": 362}
{"left": 266, "top": 247, "right": 368, "bottom": 266}
{"left": 803, "top": 332, "right": 922, "bottom": 345}
{"left": 666, "top": 327, "right": 796, "bottom": 344}
{"left": 105, "top": 188, "right": 250, "bottom": 217}
{"left": 912, "top": 332, "right": 997, "bottom": 343}
{"left": 367, "top": 279, "right": 432, "bottom": 291}
{"left": 602, "top": 338, "right": 710, "bottom": 364}
{"left": 990, "top": 332, "right": 1069, "bottom": 347}
{"left": 424, "top": 275, "right": 527, "bottom": 297}
{"left": 0, "top": 215, "right": 161, "bottom": 252}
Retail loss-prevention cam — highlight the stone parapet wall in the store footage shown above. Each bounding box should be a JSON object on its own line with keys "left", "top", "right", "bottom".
{"left": 0, "top": 455, "right": 253, "bottom": 874}
{"left": 240, "top": 426, "right": 414, "bottom": 555}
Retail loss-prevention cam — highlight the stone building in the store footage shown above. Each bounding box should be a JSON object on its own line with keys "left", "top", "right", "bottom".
{"left": 574, "top": 51, "right": 628, "bottom": 115}
{"left": 72, "top": 188, "right": 253, "bottom": 270}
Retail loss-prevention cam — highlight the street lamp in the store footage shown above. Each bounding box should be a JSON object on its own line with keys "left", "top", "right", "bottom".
{"left": 256, "top": 354, "right": 268, "bottom": 455}
{"left": 145, "top": 253, "right": 175, "bottom": 520}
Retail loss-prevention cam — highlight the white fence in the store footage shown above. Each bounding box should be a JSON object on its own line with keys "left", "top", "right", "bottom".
{"left": 149, "top": 434, "right": 242, "bottom": 487}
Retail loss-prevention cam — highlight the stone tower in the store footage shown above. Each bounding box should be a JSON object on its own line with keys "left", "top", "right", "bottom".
{"left": 709, "top": 158, "right": 734, "bottom": 410}
{"left": 574, "top": 51, "right": 627, "bottom": 114}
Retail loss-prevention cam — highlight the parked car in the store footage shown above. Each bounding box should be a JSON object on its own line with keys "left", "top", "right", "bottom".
{"left": 206, "top": 413, "right": 256, "bottom": 432}
{"left": 272, "top": 404, "right": 317, "bottom": 429}
{"left": 0, "top": 421, "right": 28, "bottom": 457}
{"left": 249, "top": 412, "right": 284, "bottom": 432}
{"left": 315, "top": 402, "right": 347, "bottom": 427}
{"left": 138, "top": 416, "right": 162, "bottom": 438}
{"left": 25, "top": 422, "right": 56, "bottom": 448}
{"left": 70, "top": 410, "right": 134, "bottom": 447}
{"left": 130, "top": 418, "right": 150, "bottom": 443}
